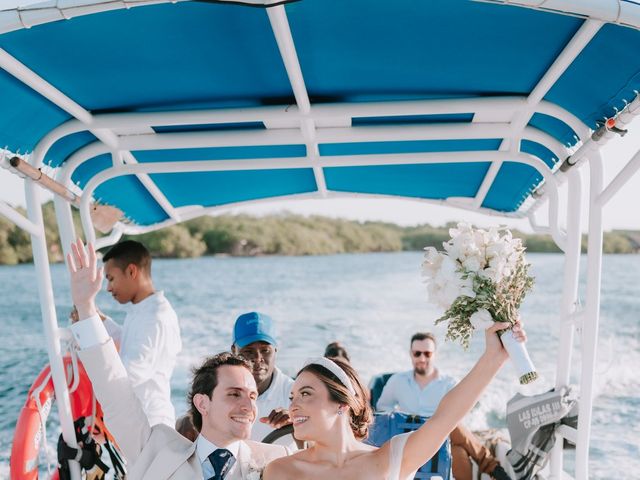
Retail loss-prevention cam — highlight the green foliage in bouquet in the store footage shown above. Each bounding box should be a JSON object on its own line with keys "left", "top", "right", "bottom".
{"left": 435, "top": 255, "right": 534, "bottom": 349}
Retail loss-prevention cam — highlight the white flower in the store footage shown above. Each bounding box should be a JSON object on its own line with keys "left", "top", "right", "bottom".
{"left": 422, "top": 247, "right": 444, "bottom": 279}
{"left": 243, "top": 456, "right": 266, "bottom": 480}
{"left": 461, "top": 254, "right": 482, "bottom": 273}
{"left": 438, "top": 256, "right": 458, "bottom": 279}
{"left": 486, "top": 239, "right": 510, "bottom": 262}
{"left": 469, "top": 309, "right": 494, "bottom": 331}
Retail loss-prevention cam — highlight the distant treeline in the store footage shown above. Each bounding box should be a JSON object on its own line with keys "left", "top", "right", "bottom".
{"left": 1, "top": 202, "right": 639, "bottom": 265}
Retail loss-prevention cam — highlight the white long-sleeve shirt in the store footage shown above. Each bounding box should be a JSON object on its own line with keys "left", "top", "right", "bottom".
{"left": 102, "top": 291, "right": 181, "bottom": 427}
{"left": 251, "top": 367, "right": 294, "bottom": 442}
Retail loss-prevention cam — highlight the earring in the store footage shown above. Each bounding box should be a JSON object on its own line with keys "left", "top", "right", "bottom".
{"left": 337, "top": 408, "right": 343, "bottom": 416}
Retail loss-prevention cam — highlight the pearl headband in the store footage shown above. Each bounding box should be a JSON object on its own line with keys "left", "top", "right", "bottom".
{"left": 302, "top": 357, "right": 357, "bottom": 396}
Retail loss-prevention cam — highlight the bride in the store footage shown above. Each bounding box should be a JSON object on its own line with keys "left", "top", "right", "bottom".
{"left": 263, "top": 323, "right": 525, "bottom": 480}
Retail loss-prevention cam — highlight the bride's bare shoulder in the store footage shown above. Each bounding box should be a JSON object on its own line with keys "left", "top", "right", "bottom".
{"left": 263, "top": 445, "right": 389, "bottom": 479}
{"left": 262, "top": 450, "right": 308, "bottom": 479}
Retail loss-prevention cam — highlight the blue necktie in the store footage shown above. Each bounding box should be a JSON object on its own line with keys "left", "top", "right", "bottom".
{"left": 207, "top": 449, "right": 235, "bottom": 480}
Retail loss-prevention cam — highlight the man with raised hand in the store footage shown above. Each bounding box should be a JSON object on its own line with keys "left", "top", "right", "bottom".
{"left": 376, "top": 332, "right": 513, "bottom": 480}
{"left": 72, "top": 240, "right": 181, "bottom": 427}
{"left": 67, "top": 240, "right": 289, "bottom": 479}
{"left": 231, "top": 312, "right": 294, "bottom": 443}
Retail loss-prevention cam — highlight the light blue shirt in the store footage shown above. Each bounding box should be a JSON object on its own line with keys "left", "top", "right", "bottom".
{"left": 196, "top": 435, "right": 239, "bottom": 480}
{"left": 375, "top": 369, "right": 457, "bottom": 417}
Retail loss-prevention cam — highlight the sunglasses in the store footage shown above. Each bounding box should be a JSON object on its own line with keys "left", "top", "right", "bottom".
{"left": 412, "top": 350, "right": 434, "bottom": 358}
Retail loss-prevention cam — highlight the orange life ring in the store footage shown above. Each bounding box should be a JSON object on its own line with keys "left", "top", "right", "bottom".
{"left": 10, "top": 355, "right": 105, "bottom": 480}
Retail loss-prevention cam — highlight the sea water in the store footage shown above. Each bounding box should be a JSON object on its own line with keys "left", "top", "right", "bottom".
{"left": 0, "top": 252, "right": 638, "bottom": 478}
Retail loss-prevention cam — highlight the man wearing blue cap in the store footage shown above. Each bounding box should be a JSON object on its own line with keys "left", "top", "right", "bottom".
{"left": 232, "top": 312, "right": 294, "bottom": 443}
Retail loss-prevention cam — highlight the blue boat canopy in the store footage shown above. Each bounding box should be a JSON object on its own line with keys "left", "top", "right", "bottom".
{"left": 1, "top": 0, "right": 639, "bottom": 232}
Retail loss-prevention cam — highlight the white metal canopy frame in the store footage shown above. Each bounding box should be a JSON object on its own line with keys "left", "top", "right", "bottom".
{"left": 1, "top": 0, "right": 640, "bottom": 479}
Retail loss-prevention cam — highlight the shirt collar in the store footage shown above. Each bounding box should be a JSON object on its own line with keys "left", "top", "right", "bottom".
{"left": 195, "top": 434, "right": 240, "bottom": 464}
{"left": 410, "top": 367, "right": 441, "bottom": 384}
{"left": 261, "top": 367, "right": 281, "bottom": 397}
{"left": 128, "top": 290, "right": 163, "bottom": 312}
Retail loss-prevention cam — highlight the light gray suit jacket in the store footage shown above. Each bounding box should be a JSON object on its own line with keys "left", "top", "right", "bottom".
{"left": 79, "top": 340, "right": 288, "bottom": 480}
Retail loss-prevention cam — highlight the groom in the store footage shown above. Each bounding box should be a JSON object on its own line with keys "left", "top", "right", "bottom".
{"left": 66, "top": 240, "right": 289, "bottom": 479}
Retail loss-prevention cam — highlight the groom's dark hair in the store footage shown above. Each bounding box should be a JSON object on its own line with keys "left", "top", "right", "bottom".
{"left": 188, "top": 352, "right": 252, "bottom": 431}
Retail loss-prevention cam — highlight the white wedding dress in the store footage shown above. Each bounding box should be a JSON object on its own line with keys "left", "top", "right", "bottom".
{"left": 387, "top": 432, "right": 419, "bottom": 480}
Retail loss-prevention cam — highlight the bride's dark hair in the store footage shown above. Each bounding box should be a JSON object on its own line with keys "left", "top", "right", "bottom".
{"left": 297, "top": 358, "right": 373, "bottom": 440}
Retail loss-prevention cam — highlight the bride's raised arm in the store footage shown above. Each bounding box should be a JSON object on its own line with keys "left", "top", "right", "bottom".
{"left": 396, "top": 321, "right": 524, "bottom": 479}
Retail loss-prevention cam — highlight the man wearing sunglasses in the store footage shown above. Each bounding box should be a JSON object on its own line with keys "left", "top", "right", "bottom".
{"left": 376, "top": 332, "right": 512, "bottom": 480}
{"left": 376, "top": 332, "right": 455, "bottom": 416}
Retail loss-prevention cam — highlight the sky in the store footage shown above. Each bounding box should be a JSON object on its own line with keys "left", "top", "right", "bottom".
{"left": 1, "top": 116, "right": 639, "bottom": 233}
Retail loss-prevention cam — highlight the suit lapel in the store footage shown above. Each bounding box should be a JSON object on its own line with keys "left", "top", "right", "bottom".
{"left": 226, "top": 441, "right": 251, "bottom": 480}
{"left": 143, "top": 440, "right": 199, "bottom": 480}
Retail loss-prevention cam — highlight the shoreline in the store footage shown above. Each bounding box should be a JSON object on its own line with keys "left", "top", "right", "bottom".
{"left": 2, "top": 203, "right": 640, "bottom": 264}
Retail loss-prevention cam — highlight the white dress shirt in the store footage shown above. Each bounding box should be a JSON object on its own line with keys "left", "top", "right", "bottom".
{"left": 196, "top": 435, "right": 240, "bottom": 480}
{"left": 73, "top": 291, "right": 181, "bottom": 427}
{"left": 376, "top": 369, "right": 457, "bottom": 417}
{"left": 71, "top": 314, "right": 111, "bottom": 349}
{"left": 251, "top": 367, "right": 294, "bottom": 442}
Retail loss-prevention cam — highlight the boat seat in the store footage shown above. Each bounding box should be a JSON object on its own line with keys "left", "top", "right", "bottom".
{"left": 365, "top": 412, "right": 452, "bottom": 480}
{"left": 369, "top": 372, "right": 394, "bottom": 410}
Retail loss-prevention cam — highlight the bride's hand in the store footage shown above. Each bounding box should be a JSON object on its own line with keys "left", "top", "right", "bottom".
{"left": 484, "top": 319, "right": 526, "bottom": 362}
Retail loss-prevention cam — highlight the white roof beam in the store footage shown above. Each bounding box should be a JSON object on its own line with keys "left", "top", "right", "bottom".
{"left": 0, "top": 199, "right": 40, "bottom": 236}
{"left": 471, "top": 19, "right": 603, "bottom": 209}
{"left": 474, "top": 0, "right": 640, "bottom": 29}
{"left": 55, "top": 122, "right": 567, "bottom": 209}
{"left": 2, "top": 1, "right": 640, "bottom": 36}
{"left": 78, "top": 149, "right": 565, "bottom": 249}
{"left": 35, "top": 97, "right": 587, "bottom": 165}
{"left": 120, "top": 151, "right": 180, "bottom": 221}
{"left": 113, "top": 191, "right": 325, "bottom": 237}
{"left": 597, "top": 147, "right": 640, "bottom": 207}
{"left": 0, "top": 47, "right": 179, "bottom": 223}
{"left": 110, "top": 189, "right": 533, "bottom": 240}
{"left": 0, "top": 48, "right": 117, "bottom": 152}
{"left": 88, "top": 124, "right": 565, "bottom": 153}
{"left": 267, "top": 5, "right": 327, "bottom": 196}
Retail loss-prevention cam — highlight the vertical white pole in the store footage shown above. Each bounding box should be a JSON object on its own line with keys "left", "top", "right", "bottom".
{"left": 80, "top": 194, "right": 96, "bottom": 245}
{"left": 54, "top": 195, "right": 77, "bottom": 260}
{"left": 575, "top": 151, "right": 604, "bottom": 480}
{"left": 549, "top": 168, "right": 583, "bottom": 479}
{"left": 24, "top": 173, "right": 82, "bottom": 480}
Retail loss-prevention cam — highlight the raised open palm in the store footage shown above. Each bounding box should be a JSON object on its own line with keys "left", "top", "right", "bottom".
{"left": 66, "top": 239, "right": 103, "bottom": 317}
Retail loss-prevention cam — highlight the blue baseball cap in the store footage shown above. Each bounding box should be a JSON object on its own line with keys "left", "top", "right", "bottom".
{"left": 233, "top": 312, "right": 277, "bottom": 348}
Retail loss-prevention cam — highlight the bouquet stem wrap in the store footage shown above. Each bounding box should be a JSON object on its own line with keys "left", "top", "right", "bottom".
{"left": 500, "top": 329, "right": 538, "bottom": 384}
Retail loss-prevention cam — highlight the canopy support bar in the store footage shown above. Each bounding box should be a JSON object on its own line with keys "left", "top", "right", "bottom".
{"left": 549, "top": 166, "right": 583, "bottom": 479}
{"left": 55, "top": 122, "right": 566, "bottom": 186}
{"left": 0, "top": 48, "right": 117, "bottom": 149}
{"left": 0, "top": 47, "right": 178, "bottom": 236}
{"left": 472, "top": 19, "right": 602, "bottom": 210}
{"left": 597, "top": 147, "right": 640, "bottom": 207}
{"left": 24, "top": 157, "right": 82, "bottom": 480}
{"left": 35, "top": 96, "right": 588, "bottom": 148}
{"left": 575, "top": 150, "right": 605, "bottom": 480}
{"left": 267, "top": 5, "right": 327, "bottom": 196}
{"left": 73, "top": 149, "right": 567, "bottom": 250}
{"left": 476, "top": 0, "right": 640, "bottom": 27}
{"left": 0, "top": 199, "right": 40, "bottom": 236}
{"left": 94, "top": 224, "right": 125, "bottom": 251}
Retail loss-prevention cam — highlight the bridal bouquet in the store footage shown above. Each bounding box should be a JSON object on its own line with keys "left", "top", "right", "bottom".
{"left": 422, "top": 223, "right": 538, "bottom": 384}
